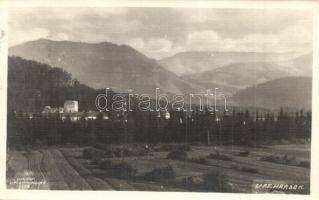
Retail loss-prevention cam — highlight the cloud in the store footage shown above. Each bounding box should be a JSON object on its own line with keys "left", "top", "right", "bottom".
{"left": 237, "top": 25, "right": 312, "bottom": 52}
{"left": 9, "top": 28, "right": 71, "bottom": 46}
{"left": 9, "top": 27, "right": 49, "bottom": 46}
{"left": 8, "top": 7, "right": 313, "bottom": 57}
{"left": 179, "top": 9, "right": 219, "bottom": 23}
{"left": 186, "top": 30, "right": 220, "bottom": 51}
{"left": 147, "top": 38, "right": 172, "bottom": 53}
{"left": 279, "top": 25, "right": 312, "bottom": 44}
{"left": 128, "top": 37, "right": 174, "bottom": 58}
{"left": 127, "top": 38, "right": 145, "bottom": 49}
{"left": 183, "top": 24, "right": 312, "bottom": 53}
{"left": 10, "top": 7, "right": 128, "bottom": 21}
{"left": 49, "top": 32, "right": 69, "bottom": 41}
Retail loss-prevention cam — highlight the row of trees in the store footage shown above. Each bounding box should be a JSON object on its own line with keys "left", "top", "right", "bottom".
{"left": 7, "top": 107, "right": 311, "bottom": 148}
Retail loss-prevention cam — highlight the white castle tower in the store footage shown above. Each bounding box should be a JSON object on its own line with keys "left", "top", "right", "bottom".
{"left": 64, "top": 100, "right": 78, "bottom": 113}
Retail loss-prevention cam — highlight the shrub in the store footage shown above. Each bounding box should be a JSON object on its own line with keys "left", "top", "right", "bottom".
{"left": 94, "top": 144, "right": 151, "bottom": 158}
{"left": 189, "top": 157, "right": 209, "bottom": 164}
{"left": 82, "top": 147, "right": 104, "bottom": 160}
{"left": 260, "top": 154, "right": 297, "bottom": 166}
{"left": 231, "top": 164, "right": 258, "bottom": 173}
{"left": 6, "top": 166, "right": 15, "bottom": 179}
{"left": 94, "top": 144, "right": 115, "bottom": 157}
{"left": 299, "top": 161, "right": 310, "bottom": 168}
{"left": 207, "top": 152, "right": 232, "bottom": 161}
{"left": 286, "top": 156, "right": 298, "bottom": 165}
{"left": 237, "top": 151, "right": 249, "bottom": 157}
{"left": 116, "top": 148, "right": 137, "bottom": 157}
{"left": 191, "top": 142, "right": 203, "bottom": 146}
{"left": 260, "top": 155, "right": 280, "bottom": 163}
{"left": 15, "top": 144, "right": 25, "bottom": 151}
{"left": 111, "top": 162, "right": 137, "bottom": 179}
{"left": 99, "top": 160, "right": 137, "bottom": 179}
{"left": 143, "top": 166, "right": 176, "bottom": 181}
{"left": 98, "top": 159, "right": 113, "bottom": 169}
{"left": 203, "top": 171, "right": 229, "bottom": 192}
{"left": 240, "top": 166, "right": 259, "bottom": 173}
{"left": 167, "top": 150, "right": 188, "bottom": 160}
{"left": 181, "top": 176, "right": 204, "bottom": 188}
{"left": 160, "top": 144, "right": 191, "bottom": 152}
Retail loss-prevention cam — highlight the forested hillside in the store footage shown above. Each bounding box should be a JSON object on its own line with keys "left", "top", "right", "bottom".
{"left": 232, "top": 77, "right": 312, "bottom": 109}
{"left": 8, "top": 56, "right": 97, "bottom": 112}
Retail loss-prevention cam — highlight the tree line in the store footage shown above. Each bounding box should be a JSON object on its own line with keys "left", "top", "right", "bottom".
{"left": 7, "top": 107, "right": 311, "bottom": 149}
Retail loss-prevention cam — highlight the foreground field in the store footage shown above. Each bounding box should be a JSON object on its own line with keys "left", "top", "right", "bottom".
{"left": 6, "top": 144, "right": 310, "bottom": 193}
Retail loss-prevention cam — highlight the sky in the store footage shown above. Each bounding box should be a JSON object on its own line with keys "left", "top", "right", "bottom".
{"left": 9, "top": 7, "right": 313, "bottom": 59}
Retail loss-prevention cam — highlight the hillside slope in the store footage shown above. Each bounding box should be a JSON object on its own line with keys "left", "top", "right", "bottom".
{"left": 231, "top": 77, "right": 312, "bottom": 109}
{"left": 8, "top": 56, "right": 97, "bottom": 112}
{"left": 9, "top": 39, "right": 200, "bottom": 94}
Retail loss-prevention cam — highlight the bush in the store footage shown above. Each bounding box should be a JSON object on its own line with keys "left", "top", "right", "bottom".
{"left": 207, "top": 152, "right": 232, "bottom": 161}
{"left": 6, "top": 165, "right": 15, "bottom": 179}
{"left": 159, "top": 144, "right": 191, "bottom": 152}
{"left": 14, "top": 144, "right": 25, "bottom": 151}
{"left": 260, "top": 154, "right": 297, "bottom": 166}
{"left": 236, "top": 151, "right": 249, "bottom": 157}
{"left": 203, "top": 171, "right": 229, "bottom": 192}
{"left": 99, "top": 160, "right": 137, "bottom": 179}
{"left": 231, "top": 163, "right": 258, "bottom": 173}
{"left": 82, "top": 147, "right": 104, "bottom": 160}
{"left": 118, "top": 148, "right": 140, "bottom": 157}
{"left": 111, "top": 162, "right": 137, "bottom": 179}
{"left": 143, "top": 166, "right": 176, "bottom": 181}
{"left": 299, "top": 161, "right": 310, "bottom": 168}
{"left": 167, "top": 150, "right": 188, "bottom": 160}
{"left": 240, "top": 166, "right": 259, "bottom": 173}
{"left": 98, "top": 159, "right": 113, "bottom": 169}
{"left": 181, "top": 176, "right": 204, "bottom": 188}
{"left": 94, "top": 144, "right": 115, "bottom": 157}
{"left": 260, "top": 155, "right": 280, "bottom": 162}
{"left": 188, "top": 157, "right": 209, "bottom": 164}
{"left": 94, "top": 144, "right": 151, "bottom": 158}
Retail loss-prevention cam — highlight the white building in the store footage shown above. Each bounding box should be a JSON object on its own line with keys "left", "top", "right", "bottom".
{"left": 64, "top": 100, "right": 78, "bottom": 113}
{"left": 42, "top": 106, "right": 64, "bottom": 115}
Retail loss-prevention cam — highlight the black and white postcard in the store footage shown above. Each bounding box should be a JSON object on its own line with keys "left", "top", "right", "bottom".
{"left": 0, "top": 1, "right": 318, "bottom": 200}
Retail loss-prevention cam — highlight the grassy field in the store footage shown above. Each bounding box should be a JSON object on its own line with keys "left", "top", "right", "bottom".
{"left": 6, "top": 143, "right": 310, "bottom": 193}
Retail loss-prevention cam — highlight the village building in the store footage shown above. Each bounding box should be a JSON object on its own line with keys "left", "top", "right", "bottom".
{"left": 41, "top": 101, "right": 110, "bottom": 121}
{"left": 41, "top": 106, "right": 64, "bottom": 116}
{"left": 64, "top": 100, "right": 78, "bottom": 113}
{"left": 60, "top": 112, "right": 84, "bottom": 121}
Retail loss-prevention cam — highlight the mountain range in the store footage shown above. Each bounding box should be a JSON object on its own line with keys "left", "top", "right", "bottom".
{"left": 159, "top": 51, "right": 311, "bottom": 76}
{"left": 9, "top": 39, "right": 313, "bottom": 109}
{"left": 182, "top": 62, "right": 297, "bottom": 90}
{"left": 9, "top": 39, "right": 200, "bottom": 94}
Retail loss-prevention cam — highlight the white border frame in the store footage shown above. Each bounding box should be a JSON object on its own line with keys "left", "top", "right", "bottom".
{"left": 0, "top": 1, "right": 318, "bottom": 200}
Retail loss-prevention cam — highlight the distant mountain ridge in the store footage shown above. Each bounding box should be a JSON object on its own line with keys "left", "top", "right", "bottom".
{"left": 9, "top": 39, "right": 201, "bottom": 94}
{"left": 183, "top": 61, "right": 296, "bottom": 90}
{"left": 159, "top": 51, "right": 308, "bottom": 76}
{"left": 231, "top": 77, "right": 312, "bottom": 109}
